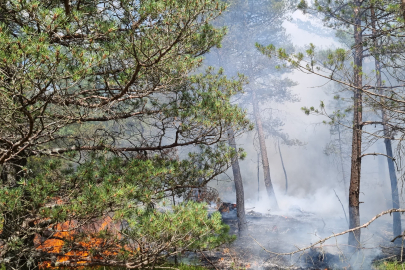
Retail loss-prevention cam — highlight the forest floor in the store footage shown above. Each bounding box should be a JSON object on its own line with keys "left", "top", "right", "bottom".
{"left": 199, "top": 208, "right": 403, "bottom": 270}
{"left": 45, "top": 209, "right": 404, "bottom": 270}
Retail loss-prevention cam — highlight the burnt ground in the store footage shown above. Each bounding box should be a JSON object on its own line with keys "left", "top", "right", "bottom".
{"left": 199, "top": 208, "right": 402, "bottom": 270}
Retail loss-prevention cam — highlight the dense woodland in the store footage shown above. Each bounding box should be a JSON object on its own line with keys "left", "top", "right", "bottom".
{"left": 2, "top": 0, "right": 405, "bottom": 269}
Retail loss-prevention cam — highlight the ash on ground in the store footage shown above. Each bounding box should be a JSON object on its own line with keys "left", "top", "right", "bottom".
{"left": 200, "top": 205, "right": 401, "bottom": 270}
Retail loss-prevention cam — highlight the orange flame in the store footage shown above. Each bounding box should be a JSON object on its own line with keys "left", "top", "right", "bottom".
{"left": 37, "top": 215, "right": 126, "bottom": 268}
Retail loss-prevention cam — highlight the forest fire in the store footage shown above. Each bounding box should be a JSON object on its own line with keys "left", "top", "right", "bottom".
{"left": 3, "top": 0, "right": 405, "bottom": 269}
{"left": 36, "top": 216, "right": 124, "bottom": 268}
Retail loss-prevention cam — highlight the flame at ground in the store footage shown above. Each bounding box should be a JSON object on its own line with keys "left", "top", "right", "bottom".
{"left": 37, "top": 215, "right": 125, "bottom": 268}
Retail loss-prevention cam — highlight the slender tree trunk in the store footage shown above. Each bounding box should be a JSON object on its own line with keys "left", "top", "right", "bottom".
{"left": 63, "top": 0, "right": 71, "bottom": 16}
{"left": 371, "top": 6, "right": 402, "bottom": 241}
{"left": 216, "top": 50, "right": 248, "bottom": 229}
{"left": 227, "top": 128, "right": 248, "bottom": 233}
{"left": 277, "top": 140, "right": 288, "bottom": 195}
{"left": 252, "top": 90, "right": 279, "bottom": 210}
{"left": 348, "top": 0, "right": 363, "bottom": 248}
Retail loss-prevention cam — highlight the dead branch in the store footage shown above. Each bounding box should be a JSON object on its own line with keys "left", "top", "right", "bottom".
{"left": 360, "top": 152, "right": 399, "bottom": 171}
{"left": 391, "top": 232, "right": 405, "bottom": 243}
{"left": 360, "top": 152, "right": 395, "bottom": 161}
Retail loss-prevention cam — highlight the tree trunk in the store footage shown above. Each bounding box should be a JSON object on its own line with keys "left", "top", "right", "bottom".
{"left": 227, "top": 128, "right": 248, "bottom": 233}
{"left": 252, "top": 90, "right": 279, "bottom": 210}
{"left": 348, "top": 0, "right": 363, "bottom": 249}
{"left": 277, "top": 140, "right": 288, "bottom": 195}
{"left": 63, "top": 0, "right": 71, "bottom": 16}
{"left": 370, "top": 5, "right": 402, "bottom": 242}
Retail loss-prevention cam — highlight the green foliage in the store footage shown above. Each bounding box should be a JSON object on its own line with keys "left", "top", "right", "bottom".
{"left": 301, "top": 105, "right": 320, "bottom": 115}
{"left": 1, "top": 152, "right": 238, "bottom": 268}
{"left": 373, "top": 260, "right": 405, "bottom": 270}
{"left": 297, "top": 0, "right": 308, "bottom": 12}
{"left": 0, "top": 0, "right": 251, "bottom": 163}
{"left": 0, "top": 0, "right": 251, "bottom": 268}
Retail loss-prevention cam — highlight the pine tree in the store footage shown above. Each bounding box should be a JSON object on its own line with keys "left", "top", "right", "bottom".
{"left": 0, "top": 0, "right": 252, "bottom": 268}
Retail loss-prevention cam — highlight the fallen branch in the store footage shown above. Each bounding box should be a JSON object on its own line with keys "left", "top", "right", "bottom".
{"left": 251, "top": 208, "right": 405, "bottom": 256}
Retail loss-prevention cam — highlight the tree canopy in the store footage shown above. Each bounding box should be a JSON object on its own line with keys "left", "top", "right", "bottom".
{"left": 0, "top": 0, "right": 252, "bottom": 268}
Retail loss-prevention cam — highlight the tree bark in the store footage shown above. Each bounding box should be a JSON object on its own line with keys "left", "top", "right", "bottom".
{"left": 278, "top": 140, "right": 288, "bottom": 195}
{"left": 371, "top": 5, "right": 402, "bottom": 242}
{"left": 63, "top": 0, "right": 71, "bottom": 16}
{"left": 227, "top": 128, "right": 248, "bottom": 233}
{"left": 348, "top": 0, "right": 363, "bottom": 249}
{"left": 252, "top": 90, "right": 279, "bottom": 210}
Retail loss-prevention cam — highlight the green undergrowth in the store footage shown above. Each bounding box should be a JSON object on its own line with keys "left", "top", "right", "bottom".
{"left": 373, "top": 260, "right": 405, "bottom": 270}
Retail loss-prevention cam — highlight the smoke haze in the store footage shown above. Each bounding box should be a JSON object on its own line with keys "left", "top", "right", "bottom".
{"left": 204, "top": 8, "right": 404, "bottom": 269}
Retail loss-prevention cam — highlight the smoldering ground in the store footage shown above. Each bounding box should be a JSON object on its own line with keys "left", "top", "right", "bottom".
{"left": 179, "top": 176, "right": 398, "bottom": 269}
{"left": 212, "top": 154, "right": 401, "bottom": 270}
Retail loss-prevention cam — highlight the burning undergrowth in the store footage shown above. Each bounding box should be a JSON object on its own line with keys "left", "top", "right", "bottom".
{"left": 29, "top": 186, "right": 399, "bottom": 270}
{"left": 31, "top": 198, "right": 234, "bottom": 269}
{"left": 36, "top": 215, "right": 126, "bottom": 268}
